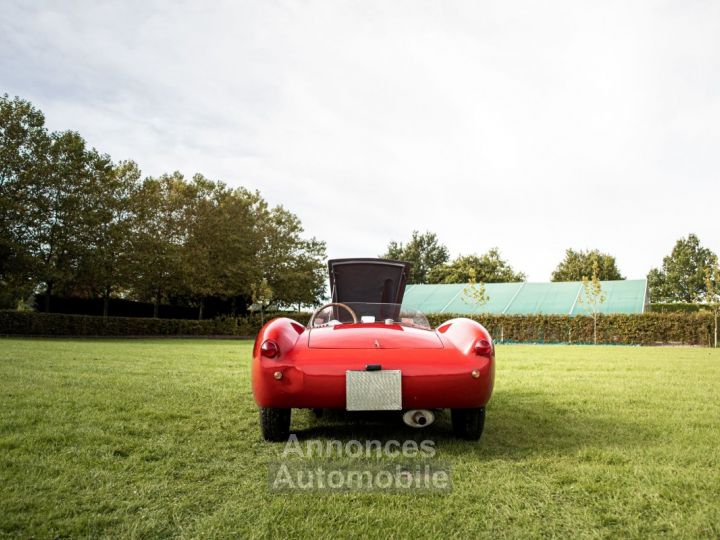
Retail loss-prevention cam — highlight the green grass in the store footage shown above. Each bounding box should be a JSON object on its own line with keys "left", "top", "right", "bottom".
{"left": 0, "top": 339, "right": 719, "bottom": 539}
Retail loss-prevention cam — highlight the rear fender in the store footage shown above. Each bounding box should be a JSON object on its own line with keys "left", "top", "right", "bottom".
{"left": 252, "top": 317, "right": 306, "bottom": 407}
{"left": 253, "top": 317, "right": 306, "bottom": 360}
{"left": 436, "top": 318, "right": 494, "bottom": 357}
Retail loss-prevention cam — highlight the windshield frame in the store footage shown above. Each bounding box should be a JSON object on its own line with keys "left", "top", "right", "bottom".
{"left": 308, "top": 302, "right": 432, "bottom": 331}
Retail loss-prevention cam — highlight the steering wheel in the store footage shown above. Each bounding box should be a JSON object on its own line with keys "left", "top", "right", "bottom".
{"left": 309, "top": 302, "right": 359, "bottom": 327}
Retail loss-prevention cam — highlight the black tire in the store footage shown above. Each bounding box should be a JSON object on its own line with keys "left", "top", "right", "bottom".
{"left": 451, "top": 407, "right": 486, "bottom": 440}
{"left": 260, "top": 407, "right": 291, "bottom": 442}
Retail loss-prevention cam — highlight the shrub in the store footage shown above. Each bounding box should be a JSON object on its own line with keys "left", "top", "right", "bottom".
{"left": 426, "top": 312, "right": 714, "bottom": 346}
{"left": 648, "top": 303, "right": 710, "bottom": 313}
{"left": 0, "top": 311, "right": 309, "bottom": 338}
{"left": 0, "top": 310, "right": 714, "bottom": 346}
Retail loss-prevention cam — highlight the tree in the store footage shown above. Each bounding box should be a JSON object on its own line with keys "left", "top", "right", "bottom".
{"left": 31, "top": 130, "right": 98, "bottom": 311}
{"left": 0, "top": 95, "right": 51, "bottom": 307}
{"left": 648, "top": 234, "right": 719, "bottom": 303}
{"left": 72, "top": 159, "right": 141, "bottom": 317}
{"left": 212, "top": 185, "right": 267, "bottom": 314}
{"left": 127, "top": 173, "right": 192, "bottom": 317}
{"left": 176, "top": 175, "right": 230, "bottom": 319}
{"left": 551, "top": 249, "right": 624, "bottom": 282}
{"left": 577, "top": 260, "right": 607, "bottom": 345}
{"left": 251, "top": 277, "right": 274, "bottom": 325}
{"left": 183, "top": 181, "right": 318, "bottom": 318}
{"left": 704, "top": 264, "right": 720, "bottom": 348}
{"left": 381, "top": 231, "right": 449, "bottom": 284}
{"left": 128, "top": 172, "right": 326, "bottom": 319}
{"left": 2, "top": 95, "right": 329, "bottom": 319}
{"left": 428, "top": 248, "right": 526, "bottom": 284}
{"left": 180, "top": 177, "right": 326, "bottom": 318}
{"left": 461, "top": 268, "right": 489, "bottom": 311}
{"left": 269, "top": 238, "right": 327, "bottom": 309}
{"left": 259, "top": 206, "right": 327, "bottom": 309}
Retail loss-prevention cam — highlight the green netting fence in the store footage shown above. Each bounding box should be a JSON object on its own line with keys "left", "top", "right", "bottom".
{"left": 403, "top": 279, "right": 648, "bottom": 316}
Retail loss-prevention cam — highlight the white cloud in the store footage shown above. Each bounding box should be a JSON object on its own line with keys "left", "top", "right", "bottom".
{"left": 2, "top": 0, "right": 719, "bottom": 280}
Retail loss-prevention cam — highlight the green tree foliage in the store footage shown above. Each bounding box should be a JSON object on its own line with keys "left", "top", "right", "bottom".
{"left": 551, "top": 249, "right": 624, "bottom": 282}
{"left": 72, "top": 160, "right": 142, "bottom": 317}
{"left": 648, "top": 234, "right": 719, "bottom": 303}
{"left": 127, "top": 173, "right": 192, "bottom": 317}
{"left": 263, "top": 235, "right": 326, "bottom": 309}
{"left": 32, "top": 131, "right": 100, "bottom": 310}
{"left": 179, "top": 181, "right": 327, "bottom": 318}
{"left": 461, "top": 268, "right": 489, "bottom": 310}
{"left": 182, "top": 176, "right": 241, "bottom": 319}
{"left": 0, "top": 95, "right": 50, "bottom": 307}
{"left": 381, "top": 230, "right": 449, "bottom": 284}
{"left": 428, "top": 248, "right": 526, "bottom": 284}
{"left": 251, "top": 277, "right": 274, "bottom": 325}
{"left": 256, "top": 205, "right": 326, "bottom": 308}
{"left": 0, "top": 95, "right": 326, "bottom": 317}
{"left": 703, "top": 264, "right": 719, "bottom": 348}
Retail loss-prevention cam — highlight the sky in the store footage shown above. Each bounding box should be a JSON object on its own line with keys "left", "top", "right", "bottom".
{"left": 2, "top": 0, "right": 719, "bottom": 281}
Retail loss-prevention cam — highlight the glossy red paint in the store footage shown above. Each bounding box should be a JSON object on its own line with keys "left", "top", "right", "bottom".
{"left": 252, "top": 317, "right": 495, "bottom": 410}
{"left": 308, "top": 323, "right": 444, "bottom": 349}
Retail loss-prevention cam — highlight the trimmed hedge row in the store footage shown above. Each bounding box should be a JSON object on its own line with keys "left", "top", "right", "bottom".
{"left": 426, "top": 313, "right": 715, "bottom": 346}
{"left": 0, "top": 311, "right": 310, "bottom": 338}
{"left": 0, "top": 310, "right": 714, "bottom": 346}
{"left": 648, "top": 303, "right": 711, "bottom": 314}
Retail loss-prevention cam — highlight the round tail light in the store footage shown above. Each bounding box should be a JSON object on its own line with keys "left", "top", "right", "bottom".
{"left": 260, "top": 340, "right": 280, "bottom": 358}
{"left": 474, "top": 339, "right": 493, "bottom": 356}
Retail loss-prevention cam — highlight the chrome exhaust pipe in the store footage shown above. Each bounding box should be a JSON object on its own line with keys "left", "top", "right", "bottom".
{"left": 403, "top": 409, "right": 435, "bottom": 428}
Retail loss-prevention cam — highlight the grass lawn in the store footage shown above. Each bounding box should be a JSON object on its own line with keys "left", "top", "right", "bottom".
{"left": 1, "top": 339, "right": 719, "bottom": 538}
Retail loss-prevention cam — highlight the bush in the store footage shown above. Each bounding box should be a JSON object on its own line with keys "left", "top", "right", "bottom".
{"left": 648, "top": 303, "right": 710, "bottom": 313}
{"left": 0, "top": 310, "right": 714, "bottom": 346}
{"left": 426, "top": 312, "right": 715, "bottom": 346}
{"left": 0, "top": 311, "right": 310, "bottom": 338}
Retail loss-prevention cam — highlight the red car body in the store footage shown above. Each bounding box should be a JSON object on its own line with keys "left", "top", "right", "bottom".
{"left": 252, "top": 317, "right": 495, "bottom": 410}
{"left": 251, "top": 258, "right": 495, "bottom": 441}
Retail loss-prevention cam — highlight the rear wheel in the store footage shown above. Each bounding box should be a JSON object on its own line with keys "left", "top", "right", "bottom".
{"left": 451, "top": 407, "right": 486, "bottom": 440}
{"left": 260, "top": 407, "right": 291, "bottom": 442}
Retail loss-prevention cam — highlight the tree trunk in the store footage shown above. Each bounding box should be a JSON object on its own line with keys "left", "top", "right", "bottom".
{"left": 593, "top": 314, "right": 598, "bottom": 345}
{"left": 44, "top": 282, "right": 52, "bottom": 313}
{"left": 199, "top": 298, "right": 204, "bottom": 320}
{"left": 102, "top": 286, "right": 110, "bottom": 319}
{"left": 153, "top": 291, "right": 160, "bottom": 319}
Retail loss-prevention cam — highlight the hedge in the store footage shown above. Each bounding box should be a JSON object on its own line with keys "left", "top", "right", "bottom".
{"left": 0, "top": 310, "right": 714, "bottom": 346}
{"left": 427, "top": 313, "right": 715, "bottom": 346}
{"left": 648, "top": 303, "right": 711, "bottom": 314}
{"left": 0, "top": 311, "right": 310, "bottom": 338}
{"left": 33, "top": 293, "right": 251, "bottom": 319}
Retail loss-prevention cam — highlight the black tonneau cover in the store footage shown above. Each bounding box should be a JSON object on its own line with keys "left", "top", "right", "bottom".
{"left": 328, "top": 258, "right": 411, "bottom": 305}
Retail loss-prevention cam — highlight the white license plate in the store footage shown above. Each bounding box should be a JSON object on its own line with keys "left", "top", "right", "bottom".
{"left": 345, "top": 370, "right": 402, "bottom": 411}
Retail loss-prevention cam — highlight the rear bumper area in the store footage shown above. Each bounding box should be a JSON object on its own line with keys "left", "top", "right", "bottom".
{"left": 252, "top": 356, "right": 494, "bottom": 409}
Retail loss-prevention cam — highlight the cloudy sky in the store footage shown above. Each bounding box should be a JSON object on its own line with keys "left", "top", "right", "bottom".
{"left": 2, "top": 1, "right": 719, "bottom": 280}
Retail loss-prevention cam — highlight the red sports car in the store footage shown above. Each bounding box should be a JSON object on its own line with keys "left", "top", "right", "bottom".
{"left": 252, "top": 258, "right": 495, "bottom": 441}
